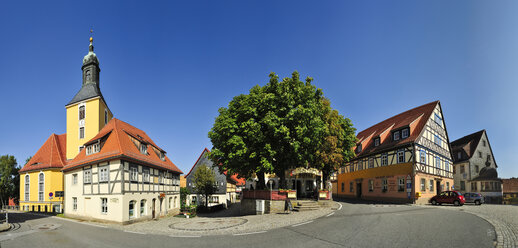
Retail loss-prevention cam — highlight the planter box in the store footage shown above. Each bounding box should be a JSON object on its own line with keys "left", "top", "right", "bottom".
{"left": 319, "top": 191, "right": 330, "bottom": 200}
{"left": 242, "top": 190, "right": 296, "bottom": 201}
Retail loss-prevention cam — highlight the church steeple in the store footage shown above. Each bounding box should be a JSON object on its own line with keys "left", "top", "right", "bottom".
{"left": 81, "top": 37, "right": 100, "bottom": 89}
{"left": 65, "top": 36, "right": 113, "bottom": 160}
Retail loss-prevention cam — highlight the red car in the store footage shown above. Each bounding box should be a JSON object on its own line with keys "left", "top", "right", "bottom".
{"left": 429, "top": 191, "right": 465, "bottom": 206}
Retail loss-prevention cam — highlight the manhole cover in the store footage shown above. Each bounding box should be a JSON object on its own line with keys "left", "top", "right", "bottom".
{"left": 169, "top": 218, "right": 248, "bottom": 231}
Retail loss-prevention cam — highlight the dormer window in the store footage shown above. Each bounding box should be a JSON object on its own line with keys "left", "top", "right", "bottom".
{"left": 356, "top": 144, "right": 362, "bottom": 153}
{"left": 140, "top": 143, "right": 147, "bottom": 155}
{"left": 374, "top": 138, "right": 380, "bottom": 147}
{"left": 159, "top": 152, "right": 166, "bottom": 161}
{"left": 401, "top": 128, "right": 409, "bottom": 139}
{"left": 86, "top": 142, "right": 100, "bottom": 155}
{"left": 457, "top": 152, "right": 461, "bottom": 160}
{"left": 393, "top": 131, "right": 400, "bottom": 141}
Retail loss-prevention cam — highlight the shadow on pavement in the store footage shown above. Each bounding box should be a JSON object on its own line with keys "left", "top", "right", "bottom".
{"left": 333, "top": 197, "right": 411, "bottom": 206}
{"left": 196, "top": 203, "right": 245, "bottom": 218}
{"left": 2, "top": 212, "right": 53, "bottom": 224}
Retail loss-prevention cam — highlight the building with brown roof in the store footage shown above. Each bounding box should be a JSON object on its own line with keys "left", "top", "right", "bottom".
{"left": 336, "top": 101, "right": 454, "bottom": 204}
{"left": 450, "top": 130, "right": 502, "bottom": 203}
{"left": 502, "top": 178, "right": 518, "bottom": 204}
{"left": 19, "top": 134, "right": 67, "bottom": 212}
{"left": 19, "top": 37, "right": 183, "bottom": 223}
{"left": 62, "top": 118, "right": 182, "bottom": 223}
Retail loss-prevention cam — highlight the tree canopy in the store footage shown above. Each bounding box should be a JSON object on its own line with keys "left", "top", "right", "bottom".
{"left": 192, "top": 164, "right": 218, "bottom": 207}
{"left": 0, "top": 155, "right": 19, "bottom": 206}
{"left": 209, "top": 71, "right": 356, "bottom": 189}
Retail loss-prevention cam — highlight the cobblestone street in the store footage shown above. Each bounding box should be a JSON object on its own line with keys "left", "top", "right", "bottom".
{"left": 420, "top": 204, "right": 518, "bottom": 248}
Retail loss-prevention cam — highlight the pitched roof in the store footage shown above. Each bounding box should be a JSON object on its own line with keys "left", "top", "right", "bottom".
{"left": 186, "top": 148, "right": 246, "bottom": 185}
{"left": 62, "top": 118, "right": 182, "bottom": 174}
{"left": 450, "top": 130, "right": 485, "bottom": 163}
{"left": 67, "top": 84, "right": 105, "bottom": 106}
{"left": 353, "top": 101, "right": 439, "bottom": 159}
{"left": 19, "top": 134, "right": 67, "bottom": 173}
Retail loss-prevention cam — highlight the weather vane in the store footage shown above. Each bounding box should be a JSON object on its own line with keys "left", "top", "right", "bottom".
{"left": 89, "top": 28, "right": 94, "bottom": 43}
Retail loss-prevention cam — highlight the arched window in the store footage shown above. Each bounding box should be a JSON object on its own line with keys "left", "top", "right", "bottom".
{"left": 24, "top": 175, "right": 30, "bottom": 201}
{"left": 140, "top": 200, "right": 146, "bottom": 216}
{"left": 38, "top": 173, "right": 44, "bottom": 202}
{"left": 79, "top": 105, "right": 85, "bottom": 120}
{"left": 129, "top": 200, "right": 136, "bottom": 219}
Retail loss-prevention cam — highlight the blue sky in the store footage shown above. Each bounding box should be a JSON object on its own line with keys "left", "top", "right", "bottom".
{"left": 1, "top": 1, "right": 517, "bottom": 177}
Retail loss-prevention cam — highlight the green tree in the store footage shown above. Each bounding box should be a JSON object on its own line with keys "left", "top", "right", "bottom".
{"left": 209, "top": 71, "right": 355, "bottom": 189}
{"left": 315, "top": 98, "right": 356, "bottom": 189}
{"left": 193, "top": 164, "right": 218, "bottom": 207}
{"left": 0, "top": 155, "right": 19, "bottom": 207}
{"left": 180, "top": 187, "right": 190, "bottom": 208}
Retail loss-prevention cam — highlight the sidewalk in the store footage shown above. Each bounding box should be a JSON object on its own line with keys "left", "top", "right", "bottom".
{"left": 109, "top": 201, "right": 338, "bottom": 236}
{"left": 0, "top": 223, "right": 9, "bottom": 232}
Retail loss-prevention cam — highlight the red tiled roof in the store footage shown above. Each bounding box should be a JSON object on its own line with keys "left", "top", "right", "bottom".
{"left": 62, "top": 118, "right": 182, "bottom": 174}
{"left": 229, "top": 174, "right": 246, "bottom": 186}
{"left": 353, "top": 101, "right": 439, "bottom": 158}
{"left": 19, "top": 134, "right": 67, "bottom": 173}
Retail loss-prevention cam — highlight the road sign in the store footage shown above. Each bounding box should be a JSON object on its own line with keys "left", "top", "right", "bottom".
{"left": 49, "top": 192, "right": 53, "bottom": 197}
{"left": 55, "top": 191, "right": 64, "bottom": 197}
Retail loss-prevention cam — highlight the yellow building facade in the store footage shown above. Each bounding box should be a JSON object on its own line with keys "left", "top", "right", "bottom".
{"left": 19, "top": 37, "right": 113, "bottom": 213}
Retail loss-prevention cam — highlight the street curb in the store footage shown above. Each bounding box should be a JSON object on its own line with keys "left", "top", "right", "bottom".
{"left": 0, "top": 223, "right": 10, "bottom": 232}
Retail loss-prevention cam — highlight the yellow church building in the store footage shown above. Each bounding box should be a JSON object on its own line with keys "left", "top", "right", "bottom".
{"left": 19, "top": 37, "right": 113, "bottom": 212}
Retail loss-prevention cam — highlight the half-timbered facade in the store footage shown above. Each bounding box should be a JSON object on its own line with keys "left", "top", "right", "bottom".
{"left": 62, "top": 118, "right": 182, "bottom": 224}
{"left": 336, "top": 101, "right": 454, "bottom": 204}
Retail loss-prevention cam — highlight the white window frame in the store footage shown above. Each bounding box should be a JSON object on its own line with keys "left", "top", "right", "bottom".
{"left": 101, "top": 198, "right": 108, "bottom": 214}
{"left": 421, "top": 178, "right": 426, "bottom": 191}
{"left": 401, "top": 128, "right": 409, "bottom": 139}
{"left": 130, "top": 166, "right": 138, "bottom": 182}
{"left": 382, "top": 179, "right": 388, "bottom": 192}
{"left": 84, "top": 169, "right": 92, "bottom": 183}
{"left": 24, "top": 174, "right": 30, "bottom": 201}
{"left": 92, "top": 143, "right": 100, "bottom": 153}
{"left": 429, "top": 180, "right": 434, "bottom": 192}
{"left": 72, "top": 174, "right": 78, "bottom": 185}
{"left": 393, "top": 131, "right": 400, "bottom": 141}
{"left": 374, "top": 138, "right": 380, "bottom": 147}
{"left": 99, "top": 166, "right": 109, "bottom": 182}
{"left": 129, "top": 200, "right": 135, "bottom": 219}
{"left": 381, "top": 153, "right": 388, "bottom": 166}
{"left": 368, "top": 157, "right": 374, "bottom": 168}
{"left": 38, "top": 172, "right": 44, "bottom": 202}
{"left": 86, "top": 145, "right": 93, "bottom": 155}
{"left": 140, "top": 143, "right": 147, "bottom": 154}
{"left": 435, "top": 156, "right": 441, "bottom": 169}
{"left": 398, "top": 178, "right": 405, "bottom": 192}
{"left": 73, "top": 197, "right": 77, "bottom": 211}
{"left": 79, "top": 104, "right": 85, "bottom": 120}
{"left": 143, "top": 169, "right": 150, "bottom": 183}
{"left": 420, "top": 149, "right": 426, "bottom": 164}
{"left": 397, "top": 149, "right": 405, "bottom": 163}
{"left": 368, "top": 179, "right": 374, "bottom": 192}
{"left": 79, "top": 127, "right": 85, "bottom": 139}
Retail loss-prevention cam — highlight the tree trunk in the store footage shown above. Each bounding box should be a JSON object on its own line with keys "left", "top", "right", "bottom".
{"left": 257, "top": 172, "right": 265, "bottom": 190}
{"left": 205, "top": 195, "right": 208, "bottom": 207}
{"left": 322, "top": 171, "right": 329, "bottom": 190}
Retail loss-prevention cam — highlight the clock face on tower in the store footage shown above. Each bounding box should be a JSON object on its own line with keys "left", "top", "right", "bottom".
{"left": 86, "top": 70, "right": 91, "bottom": 81}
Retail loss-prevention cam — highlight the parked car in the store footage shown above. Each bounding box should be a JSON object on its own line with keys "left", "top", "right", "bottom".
{"left": 463, "top": 192, "right": 484, "bottom": 205}
{"left": 429, "top": 191, "right": 465, "bottom": 206}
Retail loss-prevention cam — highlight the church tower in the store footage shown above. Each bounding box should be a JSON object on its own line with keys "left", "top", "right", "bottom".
{"left": 66, "top": 37, "right": 113, "bottom": 159}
